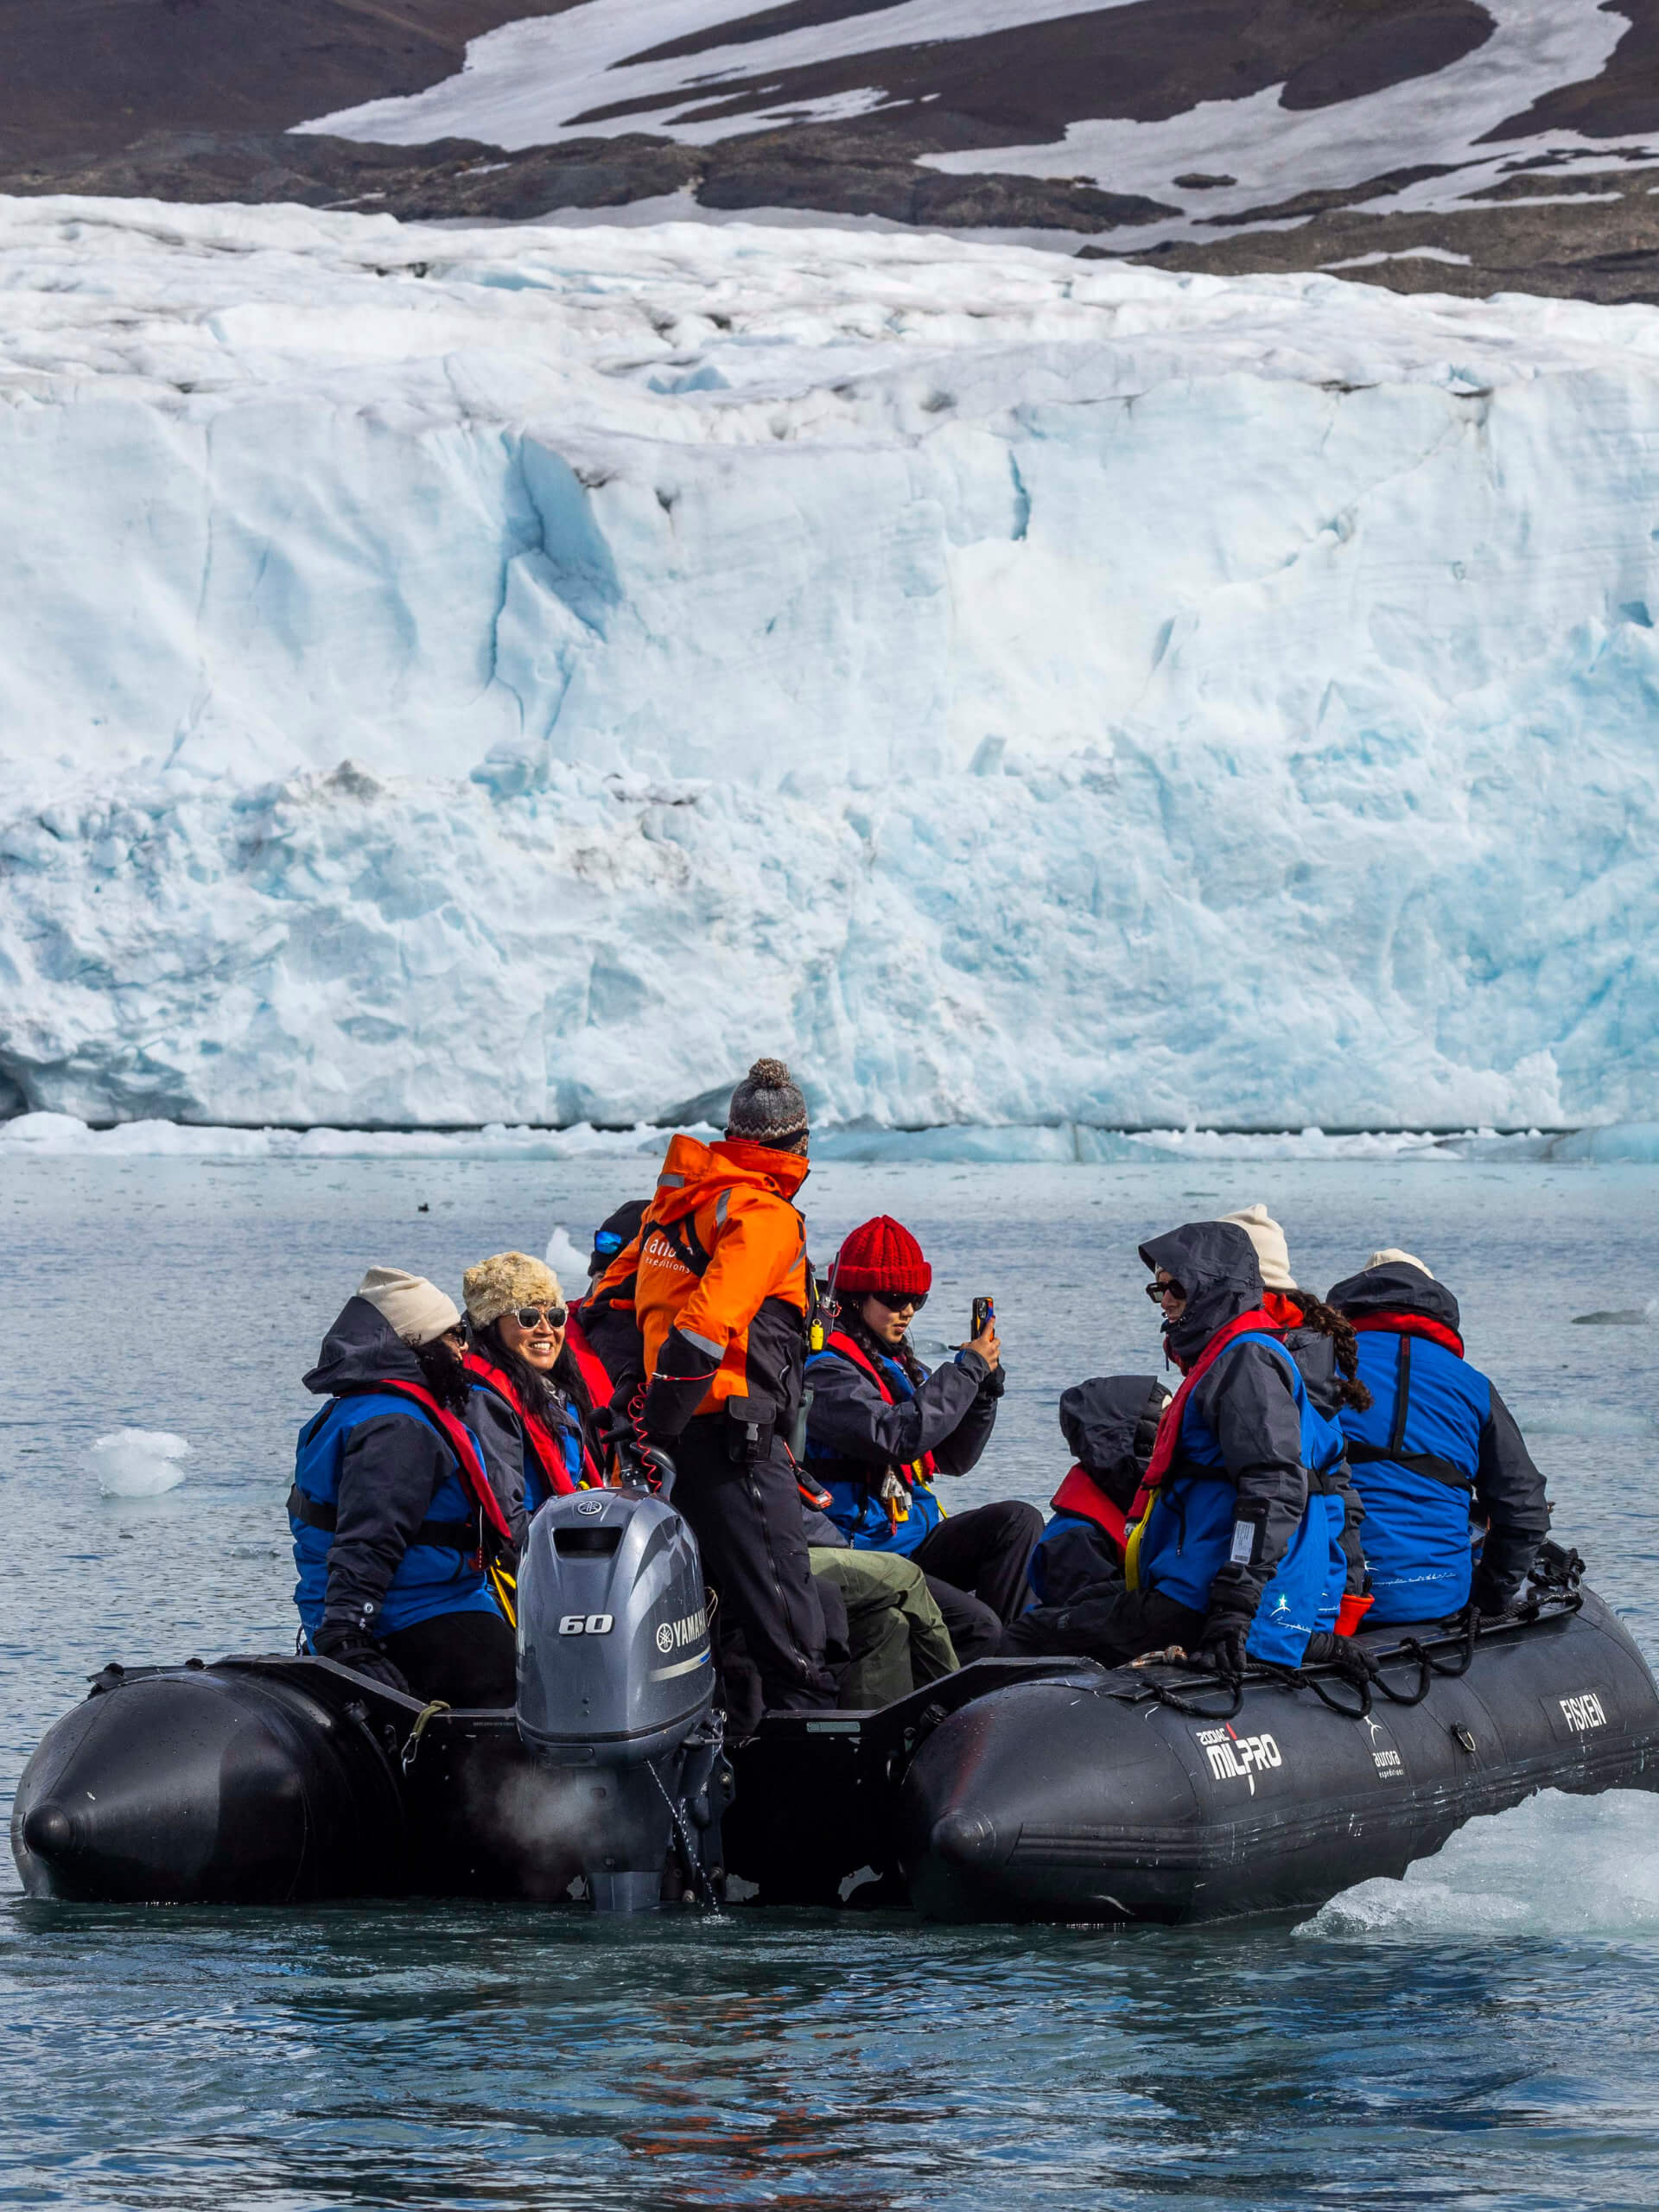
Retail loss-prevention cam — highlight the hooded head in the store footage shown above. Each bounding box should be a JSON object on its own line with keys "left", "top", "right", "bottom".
{"left": 1366, "top": 1247, "right": 1433, "bottom": 1278}
{"left": 589, "top": 1198, "right": 648, "bottom": 1283}
{"left": 303, "top": 1268, "right": 467, "bottom": 1403}
{"left": 356, "top": 1266, "right": 461, "bottom": 1346}
{"left": 1326, "top": 1253, "right": 1462, "bottom": 1335}
{"left": 1139, "top": 1219, "right": 1264, "bottom": 1368}
{"left": 1058, "top": 1374, "right": 1170, "bottom": 1509}
{"left": 1218, "top": 1204, "right": 1295, "bottom": 1293}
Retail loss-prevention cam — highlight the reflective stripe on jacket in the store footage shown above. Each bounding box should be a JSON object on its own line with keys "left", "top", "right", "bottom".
{"left": 594, "top": 1133, "right": 809, "bottom": 1430}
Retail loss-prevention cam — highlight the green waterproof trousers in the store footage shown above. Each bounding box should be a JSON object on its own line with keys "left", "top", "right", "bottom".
{"left": 809, "top": 1547, "right": 960, "bottom": 1709}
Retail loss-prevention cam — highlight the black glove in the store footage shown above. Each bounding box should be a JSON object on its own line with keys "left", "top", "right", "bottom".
{"left": 1302, "top": 1630, "right": 1376, "bottom": 1683}
{"left": 641, "top": 1327, "right": 721, "bottom": 1444}
{"left": 1194, "top": 1609, "right": 1253, "bottom": 1678}
{"left": 313, "top": 1626, "right": 410, "bottom": 1695}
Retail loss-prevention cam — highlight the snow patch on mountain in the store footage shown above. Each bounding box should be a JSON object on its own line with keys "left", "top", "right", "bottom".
{"left": 0, "top": 200, "right": 1656, "bottom": 1128}
{"left": 920, "top": 0, "right": 1633, "bottom": 237}
{"left": 300, "top": 0, "right": 1652, "bottom": 249}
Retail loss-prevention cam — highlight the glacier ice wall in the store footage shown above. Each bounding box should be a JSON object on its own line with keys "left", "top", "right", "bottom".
{"left": 1, "top": 199, "right": 1656, "bottom": 1128}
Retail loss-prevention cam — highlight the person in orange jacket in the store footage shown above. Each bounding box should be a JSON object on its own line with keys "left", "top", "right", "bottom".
{"left": 593, "top": 1058, "right": 838, "bottom": 1729}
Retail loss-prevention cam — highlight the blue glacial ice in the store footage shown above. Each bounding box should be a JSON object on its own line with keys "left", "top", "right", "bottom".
{"left": 0, "top": 200, "right": 1656, "bottom": 1131}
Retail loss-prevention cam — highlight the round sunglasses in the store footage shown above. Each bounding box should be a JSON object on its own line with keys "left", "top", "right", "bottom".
{"left": 511, "top": 1304, "right": 568, "bottom": 1330}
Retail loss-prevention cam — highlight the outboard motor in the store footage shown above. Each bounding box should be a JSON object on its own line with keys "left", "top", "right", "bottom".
{"left": 516, "top": 1483, "right": 732, "bottom": 1911}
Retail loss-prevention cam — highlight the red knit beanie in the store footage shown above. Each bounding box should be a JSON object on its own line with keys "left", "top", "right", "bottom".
{"left": 832, "top": 1216, "right": 932, "bottom": 1297}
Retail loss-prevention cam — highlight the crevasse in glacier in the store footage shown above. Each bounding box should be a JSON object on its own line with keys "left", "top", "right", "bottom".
{"left": 0, "top": 200, "right": 1654, "bottom": 1128}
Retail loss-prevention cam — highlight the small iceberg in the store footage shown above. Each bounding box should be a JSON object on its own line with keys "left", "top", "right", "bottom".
{"left": 91, "top": 1429, "right": 192, "bottom": 1497}
{"left": 544, "top": 1224, "right": 589, "bottom": 1281}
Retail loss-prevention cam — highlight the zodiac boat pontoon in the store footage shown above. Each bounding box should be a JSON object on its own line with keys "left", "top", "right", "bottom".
{"left": 12, "top": 1489, "right": 1657, "bottom": 1921}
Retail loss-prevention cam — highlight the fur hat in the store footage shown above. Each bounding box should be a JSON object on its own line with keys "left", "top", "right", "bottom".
{"left": 832, "top": 1216, "right": 932, "bottom": 1298}
{"left": 1366, "top": 1247, "right": 1434, "bottom": 1279}
{"left": 1219, "top": 1203, "right": 1295, "bottom": 1293}
{"left": 462, "top": 1251, "right": 564, "bottom": 1329}
{"left": 356, "top": 1266, "right": 461, "bottom": 1346}
{"left": 727, "top": 1057, "right": 809, "bottom": 1147}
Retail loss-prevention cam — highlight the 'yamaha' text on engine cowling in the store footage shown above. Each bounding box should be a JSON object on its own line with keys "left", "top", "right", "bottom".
{"left": 513, "top": 1484, "right": 728, "bottom": 1910}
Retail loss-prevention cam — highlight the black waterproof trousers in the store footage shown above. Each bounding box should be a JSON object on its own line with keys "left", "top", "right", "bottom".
{"left": 671, "top": 1418, "right": 839, "bottom": 1733}
{"left": 1001, "top": 1578, "right": 1205, "bottom": 1666}
{"left": 912, "top": 1501, "right": 1045, "bottom": 1663}
{"left": 381, "top": 1608, "right": 518, "bottom": 1707}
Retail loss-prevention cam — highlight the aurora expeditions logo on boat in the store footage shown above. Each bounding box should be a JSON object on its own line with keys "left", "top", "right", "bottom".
{"left": 1560, "top": 1691, "right": 1608, "bottom": 1732}
{"left": 1194, "top": 1723, "right": 1282, "bottom": 1794}
{"left": 655, "top": 1607, "right": 708, "bottom": 1656}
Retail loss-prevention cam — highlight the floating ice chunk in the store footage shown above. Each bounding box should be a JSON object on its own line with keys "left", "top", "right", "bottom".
{"left": 1302, "top": 1789, "right": 1659, "bottom": 1940}
{"left": 545, "top": 1225, "right": 591, "bottom": 1283}
{"left": 90, "top": 1430, "right": 192, "bottom": 1497}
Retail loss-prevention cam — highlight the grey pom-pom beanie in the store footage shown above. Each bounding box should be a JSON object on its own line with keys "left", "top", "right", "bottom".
{"left": 726, "top": 1057, "right": 810, "bottom": 1147}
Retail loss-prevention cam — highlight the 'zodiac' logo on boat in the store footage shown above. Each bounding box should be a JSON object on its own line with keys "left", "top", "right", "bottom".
{"left": 1193, "top": 1724, "right": 1282, "bottom": 1795}
{"left": 1560, "top": 1691, "right": 1608, "bottom": 1732}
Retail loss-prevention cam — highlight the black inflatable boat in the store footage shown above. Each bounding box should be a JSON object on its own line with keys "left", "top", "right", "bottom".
{"left": 12, "top": 1497, "right": 1658, "bottom": 1922}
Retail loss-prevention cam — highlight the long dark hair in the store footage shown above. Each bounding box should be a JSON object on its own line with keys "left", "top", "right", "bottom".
{"left": 470, "top": 1318, "right": 567, "bottom": 1424}
{"left": 1288, "top": 1294, "right": 1373, "bottom": 1414}
{"left": 413, "top": 1333, "right": 473, "bottom": 1414}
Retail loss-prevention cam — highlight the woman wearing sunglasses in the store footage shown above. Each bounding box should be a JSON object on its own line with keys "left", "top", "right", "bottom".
{"left": 461, "top": 1253, "right": 600, "bottom": 1546}
{"left": 804, "top": 1216, "right": 1041, "bottom": 1663}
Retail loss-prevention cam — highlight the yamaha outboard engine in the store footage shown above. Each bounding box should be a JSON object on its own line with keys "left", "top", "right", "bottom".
{"left": 516, "top": 1483, "right": 731, "bottom": 1911}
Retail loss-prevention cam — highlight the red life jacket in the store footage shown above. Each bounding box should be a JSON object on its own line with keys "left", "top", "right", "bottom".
{"left": 1049, "top": 1461, "right": 1129, "bottom": 1553}
{"left": 462, "top": 1351, "right": 582, "bottom": 1497}
{"left": 563, "top": 1307, "right": 615, "bottom": 1416}
{"left": 823, "top": 1330, "right": 937, "bottom": 1483}
{"left": 376, "top": 1377, "right": 516, "bottom": 1550}
{"left": 1350, "top": 1311, "right": 1465, "bottom": 1358}
{"left": 1125, "top": 1308, "right": 1282, "bottom": 1529}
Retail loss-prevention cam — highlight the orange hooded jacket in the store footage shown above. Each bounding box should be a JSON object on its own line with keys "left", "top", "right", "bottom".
{"left": 594, "top": 1133, "right": 810, "bottom": 1433}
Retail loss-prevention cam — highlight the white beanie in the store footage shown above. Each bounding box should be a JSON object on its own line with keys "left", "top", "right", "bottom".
{"left": 356, "top": 1266, "right": 461, "bottom": 1346}
{"left": 1366, "top": 1247, "right": 1434, "bottom": 1280}
{"left": 1219, "top": 1204, "right": 1295, "bottom": 1292}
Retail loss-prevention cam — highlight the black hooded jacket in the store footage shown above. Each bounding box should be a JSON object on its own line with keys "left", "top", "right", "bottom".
{"left": 1138, "top": 1221, "right": 1313, "bottom": 1623}
{"left": 1033, "top": 1374, "right": 1167, "bottom": 1607}
{"left": 299, "top": 1297, "right": 475, "bottom": 1646}
{"left": 1058, "top": 1373, "right": 1167, "bottom": 1516}
{"left": 1326, "top": 1262, "right": 1549, "bottom": 1604}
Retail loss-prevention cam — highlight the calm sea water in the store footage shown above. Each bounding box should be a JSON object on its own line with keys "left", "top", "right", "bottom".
{"left": 3, "top": 1150, "right": 1658, "bottom": 2210}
